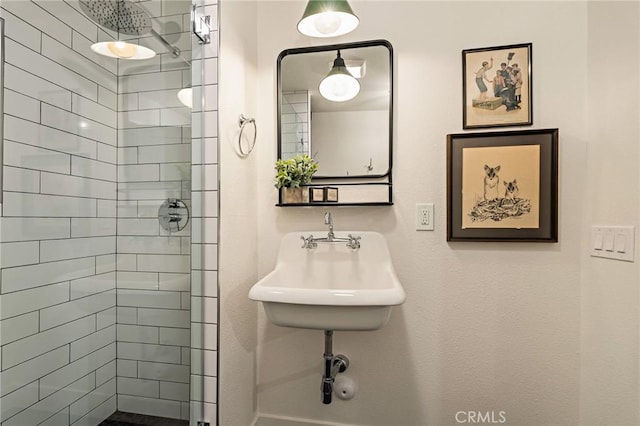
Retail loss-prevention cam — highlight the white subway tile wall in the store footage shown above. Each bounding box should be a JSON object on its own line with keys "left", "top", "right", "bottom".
{"left": 115, "top": 0, "right": 195, "bottom": 421}
{"left": 0, "top": 2, "right": 117, "bottom": 424}
{"left": 190, "top": 0, "right": 218, "bottom": 423}
{"left": 1, "top": 0, "right": 220, "bottom": 424}
{"left": 281, "top": 91, "right": 310, "bottom": 158}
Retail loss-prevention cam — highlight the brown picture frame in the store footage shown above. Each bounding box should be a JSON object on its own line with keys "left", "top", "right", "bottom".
{"left": 462, "top": 43, "right": 532, "bottom": 129}
{"left": 309, "top": 187, "right": 326, "bottom": 203}
{"left": 325, "top": 187, "right": 339, "bottom": 202}
{"left": 447, "top": 129, "right": 558, "bottom": 242}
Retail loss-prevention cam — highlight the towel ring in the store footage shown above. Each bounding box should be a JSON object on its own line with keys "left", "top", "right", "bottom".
{"left": 238, "top": 114, "right": 257, "bottom": 156}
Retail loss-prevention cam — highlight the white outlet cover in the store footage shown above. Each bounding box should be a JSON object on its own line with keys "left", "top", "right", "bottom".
{"left": 416, "top": 203, "right": 434, "bottom": 231}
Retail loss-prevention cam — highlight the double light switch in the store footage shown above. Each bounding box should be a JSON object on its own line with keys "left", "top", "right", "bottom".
{"left": 591, "top": 226, "right": 635, "bottom": 262}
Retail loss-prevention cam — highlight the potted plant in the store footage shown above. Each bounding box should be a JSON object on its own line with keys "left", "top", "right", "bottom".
{"left": 274, "top": 154, "right": 318, "bottom": 203}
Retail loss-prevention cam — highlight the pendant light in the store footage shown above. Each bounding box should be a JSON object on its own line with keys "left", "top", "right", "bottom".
{"left": 297, "top": 0, "right": 359, "bottom": 38}
{"left": 90, "top": 41, "right": 156, "bottom": 60}
{"left": 177, "top": 88, "right": 193, "bottom": 109}
{"left": 319, "top": 50, "right": 360, "bottom": 102}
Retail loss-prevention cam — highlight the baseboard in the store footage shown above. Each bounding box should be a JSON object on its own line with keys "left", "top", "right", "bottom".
{"left": 253, "top": 414, "right": 358, "bottom": 426}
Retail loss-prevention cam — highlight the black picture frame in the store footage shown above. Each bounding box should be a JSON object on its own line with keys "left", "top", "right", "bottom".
{"left": 462, "top": 43, "right": 532, "bottom": 129}
{"left": 309, "top": 187, "right": 325, "bottom": 203}
{"left": 325, "top": 187, "right": 339, "bottom": 203}
{"left": 447, "top": 129, "right": 558, "bottom": 242}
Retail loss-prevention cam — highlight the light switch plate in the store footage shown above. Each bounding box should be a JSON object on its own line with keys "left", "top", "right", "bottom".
{"left": 591, "top": 226, "right": 635, "bottom": 262}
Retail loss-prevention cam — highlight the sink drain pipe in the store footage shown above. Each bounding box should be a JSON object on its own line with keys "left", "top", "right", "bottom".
{"left": 322, "top": 330, "right": 349, "bottom": 404}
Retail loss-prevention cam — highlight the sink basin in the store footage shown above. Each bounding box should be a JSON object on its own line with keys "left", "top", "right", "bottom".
{"left": 249, "top": 231, "right": 405, "bottom": 331}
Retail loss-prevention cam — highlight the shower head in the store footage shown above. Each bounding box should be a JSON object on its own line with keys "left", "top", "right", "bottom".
{"left": 79, "top": 0, "right": 152, "bottom": 36}
{"left": 80, "top": 0, "right": 186, "bottom": 61}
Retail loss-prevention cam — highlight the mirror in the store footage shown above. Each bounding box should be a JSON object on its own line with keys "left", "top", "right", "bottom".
{"left": 277, "top": 40, "right": 393, "bottom": 185}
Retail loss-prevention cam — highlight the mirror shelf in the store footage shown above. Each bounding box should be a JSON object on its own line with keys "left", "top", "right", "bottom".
{"left": 277, "top": 202, "right": 393, "bottom": 207}
{"left": 276, "top": 182, "right": 393, "bottom": 207}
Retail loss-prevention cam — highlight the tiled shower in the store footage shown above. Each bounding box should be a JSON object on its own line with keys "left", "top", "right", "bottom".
{"left": 280, "top": 91, "right": 309, "bottom": 158}
{"left": 0, "top": 0, "right": 218, "bottom": 424}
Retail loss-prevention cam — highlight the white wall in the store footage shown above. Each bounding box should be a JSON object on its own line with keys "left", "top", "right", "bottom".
{"left": 252, "top": 3, "right": 586, "bottom": 424}
{"left": 580, "top": 2, "right": 640, "bottom": 424}
{"left": 219, "top": 1, "right": 640, "bottom": 425}
{"left": 218, "top": 1, "right": 259, "bottom": 425}
{"left": 313, "top": 110, "right": 388, "bottom": 176}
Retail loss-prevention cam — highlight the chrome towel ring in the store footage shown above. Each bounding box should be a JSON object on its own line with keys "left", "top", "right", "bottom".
{"left": 238, "top": 114, "right": 257, "bottom": 156}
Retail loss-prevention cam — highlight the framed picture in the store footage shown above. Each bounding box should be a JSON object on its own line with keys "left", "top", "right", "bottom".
{"left": 462, "top": 43, "right": 532, "bottom": 129}
{"left": 325, "top": 187, "right": 339, "bottom": 202}
{"left": 309, "top": 187, "right": 325, "bottom": 203}
{"left": 446, "top": 128, "right": 558, "bottom": 242}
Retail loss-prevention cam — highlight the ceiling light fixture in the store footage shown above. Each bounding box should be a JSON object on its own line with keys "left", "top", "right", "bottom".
{"left": 319, "top": 50, "right": 360, "bottom": 102}
{"left": 90, "top": 40, "right": 156, "bottom": 60}
{"left": 297, "top": 0, "right": 359, "bottom": 38}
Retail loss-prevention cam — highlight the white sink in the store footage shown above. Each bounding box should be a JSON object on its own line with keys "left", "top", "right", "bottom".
{"left": 249, "top": 231, "right": 405, "bottom": 331}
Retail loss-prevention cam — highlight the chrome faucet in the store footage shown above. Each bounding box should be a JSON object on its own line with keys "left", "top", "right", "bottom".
{"left": 324, "top": 212, "right": 335, "bottom": 241}
{"left": 301, "top": 212, "right": 361, "bottom": 251}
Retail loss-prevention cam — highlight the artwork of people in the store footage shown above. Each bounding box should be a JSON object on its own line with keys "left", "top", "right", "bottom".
{"left": 474, "top": 58, "right": 493, "bottom": 101}
{"left": 463, "top": 44, "right": 532, "bottom": 128}
{"left": 474, "top": 52, "right": 521, "bottom": 111}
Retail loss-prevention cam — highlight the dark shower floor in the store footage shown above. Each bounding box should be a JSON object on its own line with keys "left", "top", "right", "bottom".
{"left": 100, "top": 411, "right": 189, "bottom": 426}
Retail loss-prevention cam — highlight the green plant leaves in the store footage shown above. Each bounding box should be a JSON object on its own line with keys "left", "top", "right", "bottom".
{"left": 274, "top": 154, "right": 318, "bottom": 189}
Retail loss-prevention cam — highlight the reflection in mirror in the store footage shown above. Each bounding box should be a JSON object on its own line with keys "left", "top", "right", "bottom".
{"left": 281, "top": 91, "right": 310, "bottom": 159}
{"left": 278, "top": 40, "right": 392, "bottom": 179}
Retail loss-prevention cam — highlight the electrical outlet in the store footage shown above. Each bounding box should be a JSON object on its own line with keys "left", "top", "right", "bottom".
{"left": 416, "top": 203, "right": 434, "bottom": 231}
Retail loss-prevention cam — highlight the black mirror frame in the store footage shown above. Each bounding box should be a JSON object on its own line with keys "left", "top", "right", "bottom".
{"left": 276, "top": 39, "right": 394, "bottom": 182}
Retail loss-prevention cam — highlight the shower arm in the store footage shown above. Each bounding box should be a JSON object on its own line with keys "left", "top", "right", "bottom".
{"left": 149, "top": 29, "right": 191, "bottom": 66}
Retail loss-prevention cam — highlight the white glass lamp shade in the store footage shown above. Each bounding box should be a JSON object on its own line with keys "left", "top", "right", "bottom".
{"left": 177, "top": 88, "right": 193, "bottom": 109}
{"left": 319, "top": 51, "right": 360, "bottom": 102}
{"left": 91, "top": 41, "right": 156, "bottom": 60}
{"left": 297, "top": 0, "right": 359, "bottom": 38}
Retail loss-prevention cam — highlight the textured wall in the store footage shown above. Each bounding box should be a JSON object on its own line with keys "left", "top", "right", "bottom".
{"left": 220, "top": 1, "right": 638, "bottom": 424}
{"left": 580, "top": 2, "right": 640, "bottom": 424}
{"left": 218, "top": 1, "right": 259, "bottom": 424}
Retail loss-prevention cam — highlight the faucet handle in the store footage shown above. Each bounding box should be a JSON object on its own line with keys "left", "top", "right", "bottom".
{"left": 301, "top": 235, "right": 317, "bottom": 250}
{"left": 346, "top": 234, "right": 361, "bottom": 251}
